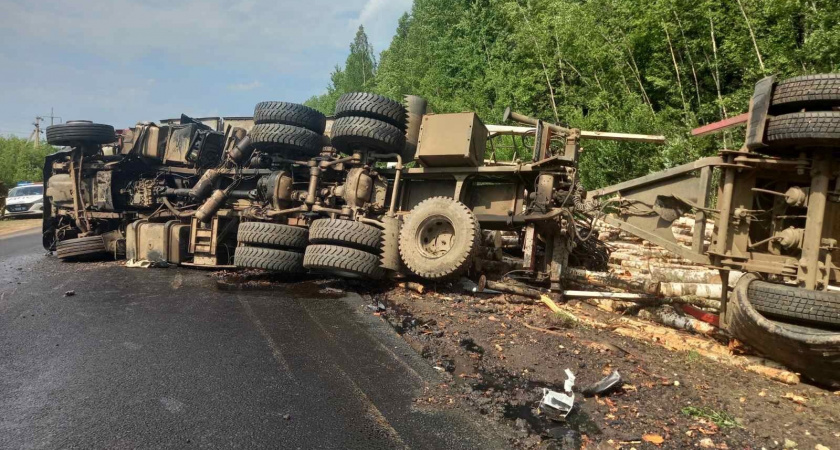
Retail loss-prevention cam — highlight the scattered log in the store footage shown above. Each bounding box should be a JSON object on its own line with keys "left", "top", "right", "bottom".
{"left": 397, "top": 282, "right": 425, "bottom": 294}
{"left": 565, "top": 268, "right": 660, "bottom": 295}
{"left": 659, "top": 282, "right": 722, "bottom": 299}
{"left": 637, "top": 306, "right": 720, "bottom": 337}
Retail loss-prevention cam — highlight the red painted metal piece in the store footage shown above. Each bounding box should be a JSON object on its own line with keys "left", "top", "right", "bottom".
{"left": 681, "top": 304, "right": 720, "bottom": 327}
{"left": 691, "top": 113, "right": 750, "bottom": 137}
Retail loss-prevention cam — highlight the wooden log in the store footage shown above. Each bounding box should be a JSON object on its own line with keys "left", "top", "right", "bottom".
{"left": 397, "top": 281, "right": 425, "bottom": 294}
{"left": 637, "top": 306, "right": 720, "bottom": 336}
{"left": 650, "top": 266, "right": 721, "bottom": 284}
{"left": 565, "top": 268, "right": 660, "bottom": 295}
{"left": 659, "top": 282, "right": 722, "bottom": 299}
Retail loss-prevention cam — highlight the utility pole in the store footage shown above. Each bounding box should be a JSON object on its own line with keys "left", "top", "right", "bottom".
{"left": 45, "top": 107, "right": 61, "bottom": 126}
{"left": 32, "top": 116, "right": 43, "bottom": 146}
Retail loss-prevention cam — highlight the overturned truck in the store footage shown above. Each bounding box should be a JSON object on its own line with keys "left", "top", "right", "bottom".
{"left": 42, "top": 94, "right": 645, "bottom": 284}
{"left": 41, "top": 75, "right": 840, "bottom": 387}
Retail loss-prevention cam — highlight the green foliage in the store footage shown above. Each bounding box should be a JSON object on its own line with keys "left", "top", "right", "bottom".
{"left": 681, "top": 405, "right": 740, "bottom": 429}
{"left": 305, "top": 25, "right": 379, "bottom": 115}
{"left": 317, "top": 0, "right": 840, "bottom": 188}
{"left": 0, "top": 137, "right": 53, "bottom": 188}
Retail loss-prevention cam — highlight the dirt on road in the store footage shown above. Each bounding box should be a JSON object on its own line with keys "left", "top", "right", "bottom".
{"left": 356, "top": 283, "right": 839, "bottom": 450}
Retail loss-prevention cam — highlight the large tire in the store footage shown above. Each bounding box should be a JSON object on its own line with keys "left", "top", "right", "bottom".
{"left": 309, "top": 219, "right": 381, "bottom": 253}
{"left": 330, "top": 116, "right": 406, "bottom": 155}
{"left": 249, "top": 123, "right": 322, "bottom": 159}
{"left": 747, "top": 280, "right": 840, "bottom": 328}
{"left": 399, "top": 197, "right": 479, "bottom": 280}
{"left": 303, "top": 245, "right": 384, "bottom": 280}
{"left": 771, "top": 74, "right": 840, "bottom": 113}
{"left": 335, "top": 93, "right": 407, "bottom": 130}
{"left": 234, "top": 246, "right": 305, "bottom": 273}
{"left": 725, "top": 274, "right": 840, "bottom": 388}
{"left": 46, "top": 122, "right": 116, "bottom": 146}
{"left": 765, "top": 112, "right": 840, "bottom": 148}
{"left": 56, "top": 236, "right": 108, "bottom": 260}
{"left": 253, "top": 102, "right": 327, "bottom": 134}
{"left": 237, "top": 222, "right": 308, "bottom": 251}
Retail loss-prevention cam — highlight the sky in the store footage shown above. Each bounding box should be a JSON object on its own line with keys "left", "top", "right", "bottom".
{"left": 0, "top": 0, "right": 411, "bottom": 139}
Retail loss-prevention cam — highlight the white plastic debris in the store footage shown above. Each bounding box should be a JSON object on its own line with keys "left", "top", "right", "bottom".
{"left": 539, "top": 369, "right": 576, "bottom": 420}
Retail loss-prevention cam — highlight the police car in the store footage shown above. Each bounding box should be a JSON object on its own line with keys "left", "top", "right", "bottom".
{"left": 3, "top": 182, "right": 44, "bottom": 217}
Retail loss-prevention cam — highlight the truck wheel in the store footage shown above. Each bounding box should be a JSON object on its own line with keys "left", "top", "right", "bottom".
{"left": 234, "top": 246, "right": 305, "bottom": 273}
{"left": 237, "top": 222, "right": 308, "bottom": 251}
{"left": 330, "top": 116, "right": 406, "bottom": 154}
{"left": 747, "top": 279, "right": 840, "bottom": 328}
{"left": 334, "top": 93, "right": 407, "bottom": 130}
{"left": 399, "top": 197, "right": 479, "bottom": 280}
{"left": 765, "top": 112, "right": 840, "bottom": 149}
{"left": 46, "top": 122, "right": 116, "bottom": 146}
{"left": 253, "top": 102, "right": 327, "bottom": 134}
{"left": 250, "top": 123, "right": 322, "bottom": 159}
{"left": 303, "top": 244, "right": 384, "bottom": 279}
{"left": 309, "top": 219, "right": 382, "bottom": 253}
{"left": 726, "top": 273, "right": 840, "bottom": 388}
{"left": 56, "top": 236, "right": 108, "bottom": 260}
{"left": 771, "top": 74, "right": 840, "bottom": 113}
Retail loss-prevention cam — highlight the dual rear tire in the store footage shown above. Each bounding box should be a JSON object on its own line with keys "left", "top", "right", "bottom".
{"left": 249, "top": 102, "right": 326, "bottom": 159}
{"left": 303, "top": 219, "right": 384, "bottom": 279}
{"left": 763, "top": 74, "right": 840, "bottom": 153}
{"left": 234, "top": 222, "right": 308, "bottom": 273}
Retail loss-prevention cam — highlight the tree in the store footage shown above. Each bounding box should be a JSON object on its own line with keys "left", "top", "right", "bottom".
{"left": 0, "top": 137, "right": 53, "bottom": 188}
{"left": 313, "top": 0, "right": 840, "bottom": 187}
{"left": 305, "top": 25, "right": 378, "bottom": 114}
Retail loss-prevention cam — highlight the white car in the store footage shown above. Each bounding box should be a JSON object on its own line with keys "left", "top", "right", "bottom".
{"left": 3, "top": 183, "right": 44, "bottom": 217}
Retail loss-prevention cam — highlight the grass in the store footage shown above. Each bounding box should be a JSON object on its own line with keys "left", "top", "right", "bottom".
{"left": 681, "top": 406, "right": 740, "bottom": 429}
{"left": 686, "top": 350, "right": 701, "bottom": 363}
{"left": 548, "top": 310, "right": 578, "bottom": 328}
{"left": 0, "top": 218, "right": 41, "bottom": 236}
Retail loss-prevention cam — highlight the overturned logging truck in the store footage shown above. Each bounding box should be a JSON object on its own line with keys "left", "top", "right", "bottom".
{"left": 40, "top": 75, "right": 840, "bottom": 387}
{"left": 590, "top": 75, "right": 840, "bottom": 387}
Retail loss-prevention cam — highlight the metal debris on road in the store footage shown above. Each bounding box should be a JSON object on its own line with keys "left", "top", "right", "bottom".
{"left": 582, "top": 370, "right": 623, "bottom": 397}
{"left": 539, "top": 369, "right": 576, "bottom": 421}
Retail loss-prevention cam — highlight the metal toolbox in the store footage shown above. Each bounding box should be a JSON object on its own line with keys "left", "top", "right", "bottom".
{"left": 126, "top": 219, "right": 190, "bottom": 264}
{"left": 416, "top": 113, "right": 487, "bottom": 167}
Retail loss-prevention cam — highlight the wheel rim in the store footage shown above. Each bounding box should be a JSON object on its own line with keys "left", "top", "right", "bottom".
{"left": 416, "top": 215, "right": 455, "bottom": 259}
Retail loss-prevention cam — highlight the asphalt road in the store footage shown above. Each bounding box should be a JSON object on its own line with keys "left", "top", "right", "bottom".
{"left": 0, "top": 231, "right": 505, "bottom": 449}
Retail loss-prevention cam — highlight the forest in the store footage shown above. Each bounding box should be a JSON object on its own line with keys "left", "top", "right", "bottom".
{"left": 306, "top": 0, "right": 840, "bottom": 188}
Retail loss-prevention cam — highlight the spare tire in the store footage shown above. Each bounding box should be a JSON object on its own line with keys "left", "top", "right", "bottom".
{"left": 250, "top": 123, "right": 322, "bottom": 159}
{"left": 309, "top": 219, "right": 381, "bottom": 253}
{"left": 253, "top": 101, "right": 327, "bottom": 134}
{"left": 335, "top": 93, "right": 407, "bottom": 130}
{"left": 771, "top": 74, "right": 840, "bottom": 113}
{"left": 237, "top": 222, "right": 308, "bottom": 251}
{"left": 234, "top": 246, "right": 305, "bottom": 273}
{"left": 303, "top": 244, "right": 384, "bottom": 279}
{"left": 56, "top": 236, "right": 108, "bottom": 260}
{"left": 747, "top": 279, "right": 840, "bottom": 328}
{"left": 765, "top": 112, "right": 840, "bottom": 149}
{"left": 46, "top": 122, "right": 116, "bottom": 146}
{"left": 330, "top": 116, "right": 406, "bottom": 154}
{"left": 399, "top": 197, "right": 479, "bottom": 280}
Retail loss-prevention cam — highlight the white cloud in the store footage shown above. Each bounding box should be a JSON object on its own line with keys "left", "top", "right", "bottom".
{"left": 228, "top": 81, "right": 263, "bottom": 91}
